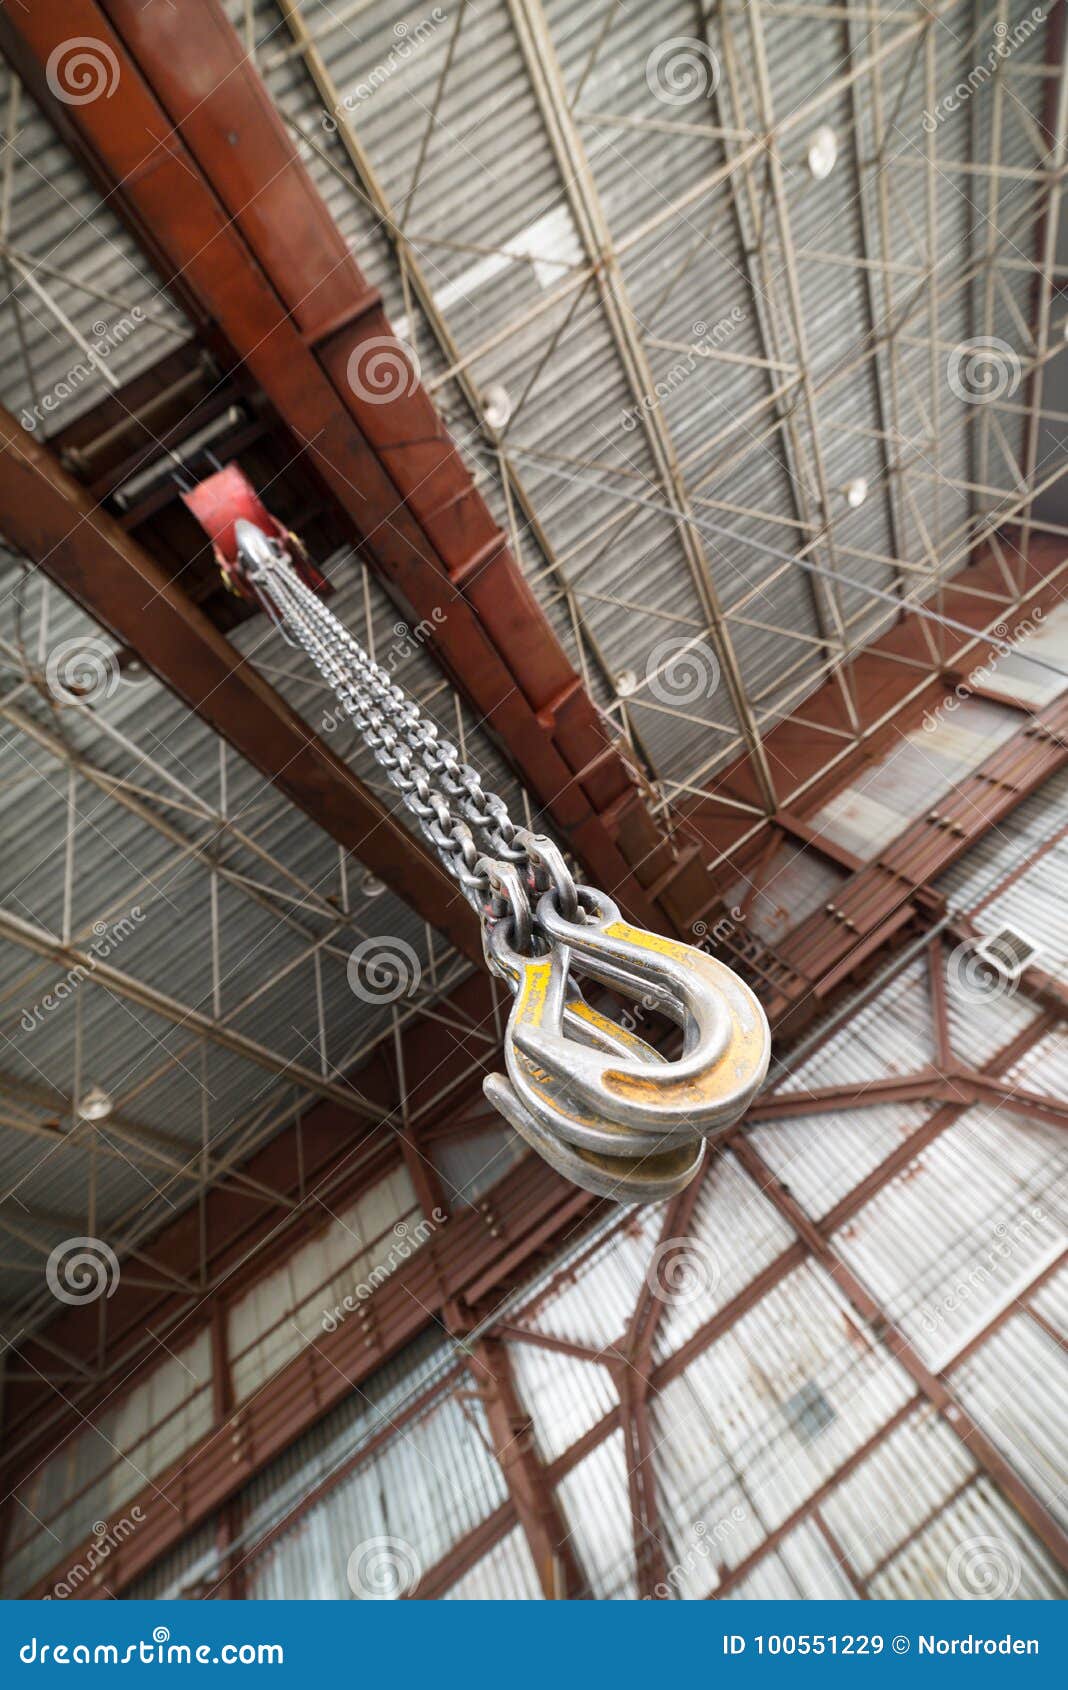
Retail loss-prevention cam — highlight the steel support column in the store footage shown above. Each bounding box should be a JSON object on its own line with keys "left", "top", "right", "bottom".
{"left": 467, "top": 1338, "right": 584, "bottom": 1599}
{"left": 612, "top": 1168, "right": 708, "bottom": 1597}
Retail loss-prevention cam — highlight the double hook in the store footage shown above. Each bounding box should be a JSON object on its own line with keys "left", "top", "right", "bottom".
{"left": 480, "top": 836, "right": 771, "bottom": 1203}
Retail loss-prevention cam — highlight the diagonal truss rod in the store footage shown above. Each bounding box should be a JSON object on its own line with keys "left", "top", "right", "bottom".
{"left": 0, "top": 906, "right": 379, "bottom": 1121}
{"left": 273, "top": 0, "right": 658, "bottom": 775}
{"left": 506, "top": 0, "right": 778, "bottom": 812}
{"left": 699, "top": 7, "right": 853, "bottom": 690}
{"left": 721, "top": 0, "right": 864, "bottom": 735}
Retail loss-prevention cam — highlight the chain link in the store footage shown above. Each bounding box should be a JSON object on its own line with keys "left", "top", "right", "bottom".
{"left": 239, "top": 527, "right": 542, "bottom": 911}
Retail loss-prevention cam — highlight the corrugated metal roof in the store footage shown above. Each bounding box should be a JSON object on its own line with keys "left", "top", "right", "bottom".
{"left": 0, "top": 67, "right": 190, "bottom": 437}
{"left": 555, "top": 1428, "right": 635, "bottom": 1600}
{"left": 441, "top": 1526, "right": 542, "bottom": 1600}
{"left": 952, "top": 1312, "right": 1068, "bottom": 1529}
{"left": 207, "top": 0, "right": 1052, "bottom": 791}
{"left": 832, "top": 1106, "right": 1066, "bottom": 1370}
{"left": 1, "top": 0, "right": 1065, "bottom": 1607}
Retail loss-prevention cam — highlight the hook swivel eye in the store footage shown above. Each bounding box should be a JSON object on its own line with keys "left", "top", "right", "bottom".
{"left": 517, "top": 888, "right": 771, "bottom": 1135}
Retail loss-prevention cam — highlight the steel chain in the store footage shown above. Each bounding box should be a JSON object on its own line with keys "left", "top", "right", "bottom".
{"left": 235, "top": 521, "right": 771, "bottom": 1204}
{"left": 239, "top": 531, "right": 559, "bottom": 924}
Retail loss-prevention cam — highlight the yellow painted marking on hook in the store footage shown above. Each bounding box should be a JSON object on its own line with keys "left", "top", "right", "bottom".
{"left": 587, "top": 922, "right": 768, "bottom": 1108}
{"left": 515, "top": 957, "right": 553, "bottom": 1028}
{"left": 602, "top": 920, "right": 688, "bottom": 961}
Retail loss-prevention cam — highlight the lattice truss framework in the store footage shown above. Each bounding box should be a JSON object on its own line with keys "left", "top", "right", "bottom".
{"left": 0, "top": 2, "right": 1065, "bottom": 811}
{"left": 0, "top": 0, "right": 1065, "bottom": 1490}
{"left": 242, "top": 0, "right": 1068, "bottom": 826}
{"left": 3, "top": 829, "right": 1066, "bottom": 1599}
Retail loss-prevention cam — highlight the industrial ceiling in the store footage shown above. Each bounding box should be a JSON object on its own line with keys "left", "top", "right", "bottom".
{"left": 0, "top": 0, "right": 1065, "bottom": 1603}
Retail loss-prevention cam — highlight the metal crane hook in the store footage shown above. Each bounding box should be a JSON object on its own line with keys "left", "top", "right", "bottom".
{"left": 482, "top": 930, "right": 704, "bottom": 1202}
{"left": 217, "top": 511, "right": 772, "bottom": 1203}
{"left": 477, "top": 857, "right": 770, "bottom": 1200}
{"left": 509, "top": 886, "right": 771, "bottom": 1137}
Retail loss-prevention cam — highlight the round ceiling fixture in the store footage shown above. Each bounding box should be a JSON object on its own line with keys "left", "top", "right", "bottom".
{"left": 807, "top": 125, "right": 839, "bottom": 180}
{"left": 482, "top": 383, "right": 512, "bottom": 431}
{"left": 843, "top": 476, "right": 869, "bottom": 509}
{"left": 360, "top": 872, "right": 386, "bottom": 899}
{"left": 77, "top": 1084, "right": 113, "bottom": 1122}
{"left": 615, "top": 669, "right": 639, "bottom": 698}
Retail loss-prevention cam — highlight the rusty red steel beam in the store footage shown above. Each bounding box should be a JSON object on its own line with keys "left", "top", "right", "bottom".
{"left": 779, "top": 694, "right": 1068, "bottom": 990}
{"left": 751, "top": 1063, "right": 1068, "bottom": 1128}
{"left": 0, "top": 0, "right": 687, "bottom": 934}
{"left": 203, "top": 1362, "right": 469, "bottom": 1600}
{"left": 491, "top": 1324, "right": 609, "bottom": 1365}
{"left": 626, "top": 1164, "right": 710, "bottom": 1375}
{"left": 0, "top": 407, "right": 482, "bottom": 964}
{"left": 10, "top": 903, "right": 1054, "bottom": 1592}
{"left": 411, "top": 1503, "right": 516, "bottom": 1601}
{"left": 711, "top": 1241, "right": 1065, "bottom": 1600}
{"left": 687, "top": 543, "right": 1062, "bottom": 863}
{"left": 609, "top": 1166, "right": 709, "bottom": 1597}
{"left": 466, "top": 1338, "right": 585, "bottom": 1599}
{"left": 533, "top": 1003, "right": 1061, "bottom": 1495}
{"left": 8, "top": 696, "right": 1066, "bottom": 1593}
{"left": 15, "top": 1148, "right": 593, "bottom": 1596}
{"left": 0, "top": 970, "right": 503, "bottom": 1471}
{"left": 960, "top": 1074, "right": 1068, "bottom": 1132}
{"left": 928, "top": 935, "right": 953, "bottom": 1072}
{"left": 811, "top": 1509, "right": 867, "bottom": 1598}
{"left": 615, "top": 1367, "right": 670, "bottom": 1598}
{"left": 729, "top": 1136, "right": 1068, "bottom": 1576}
{"left": 416, "top": 1246, "right": 1068, "bottom": 1600}
{"left": 746, "top": 1071, "right": 962, "bottom": 1121}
